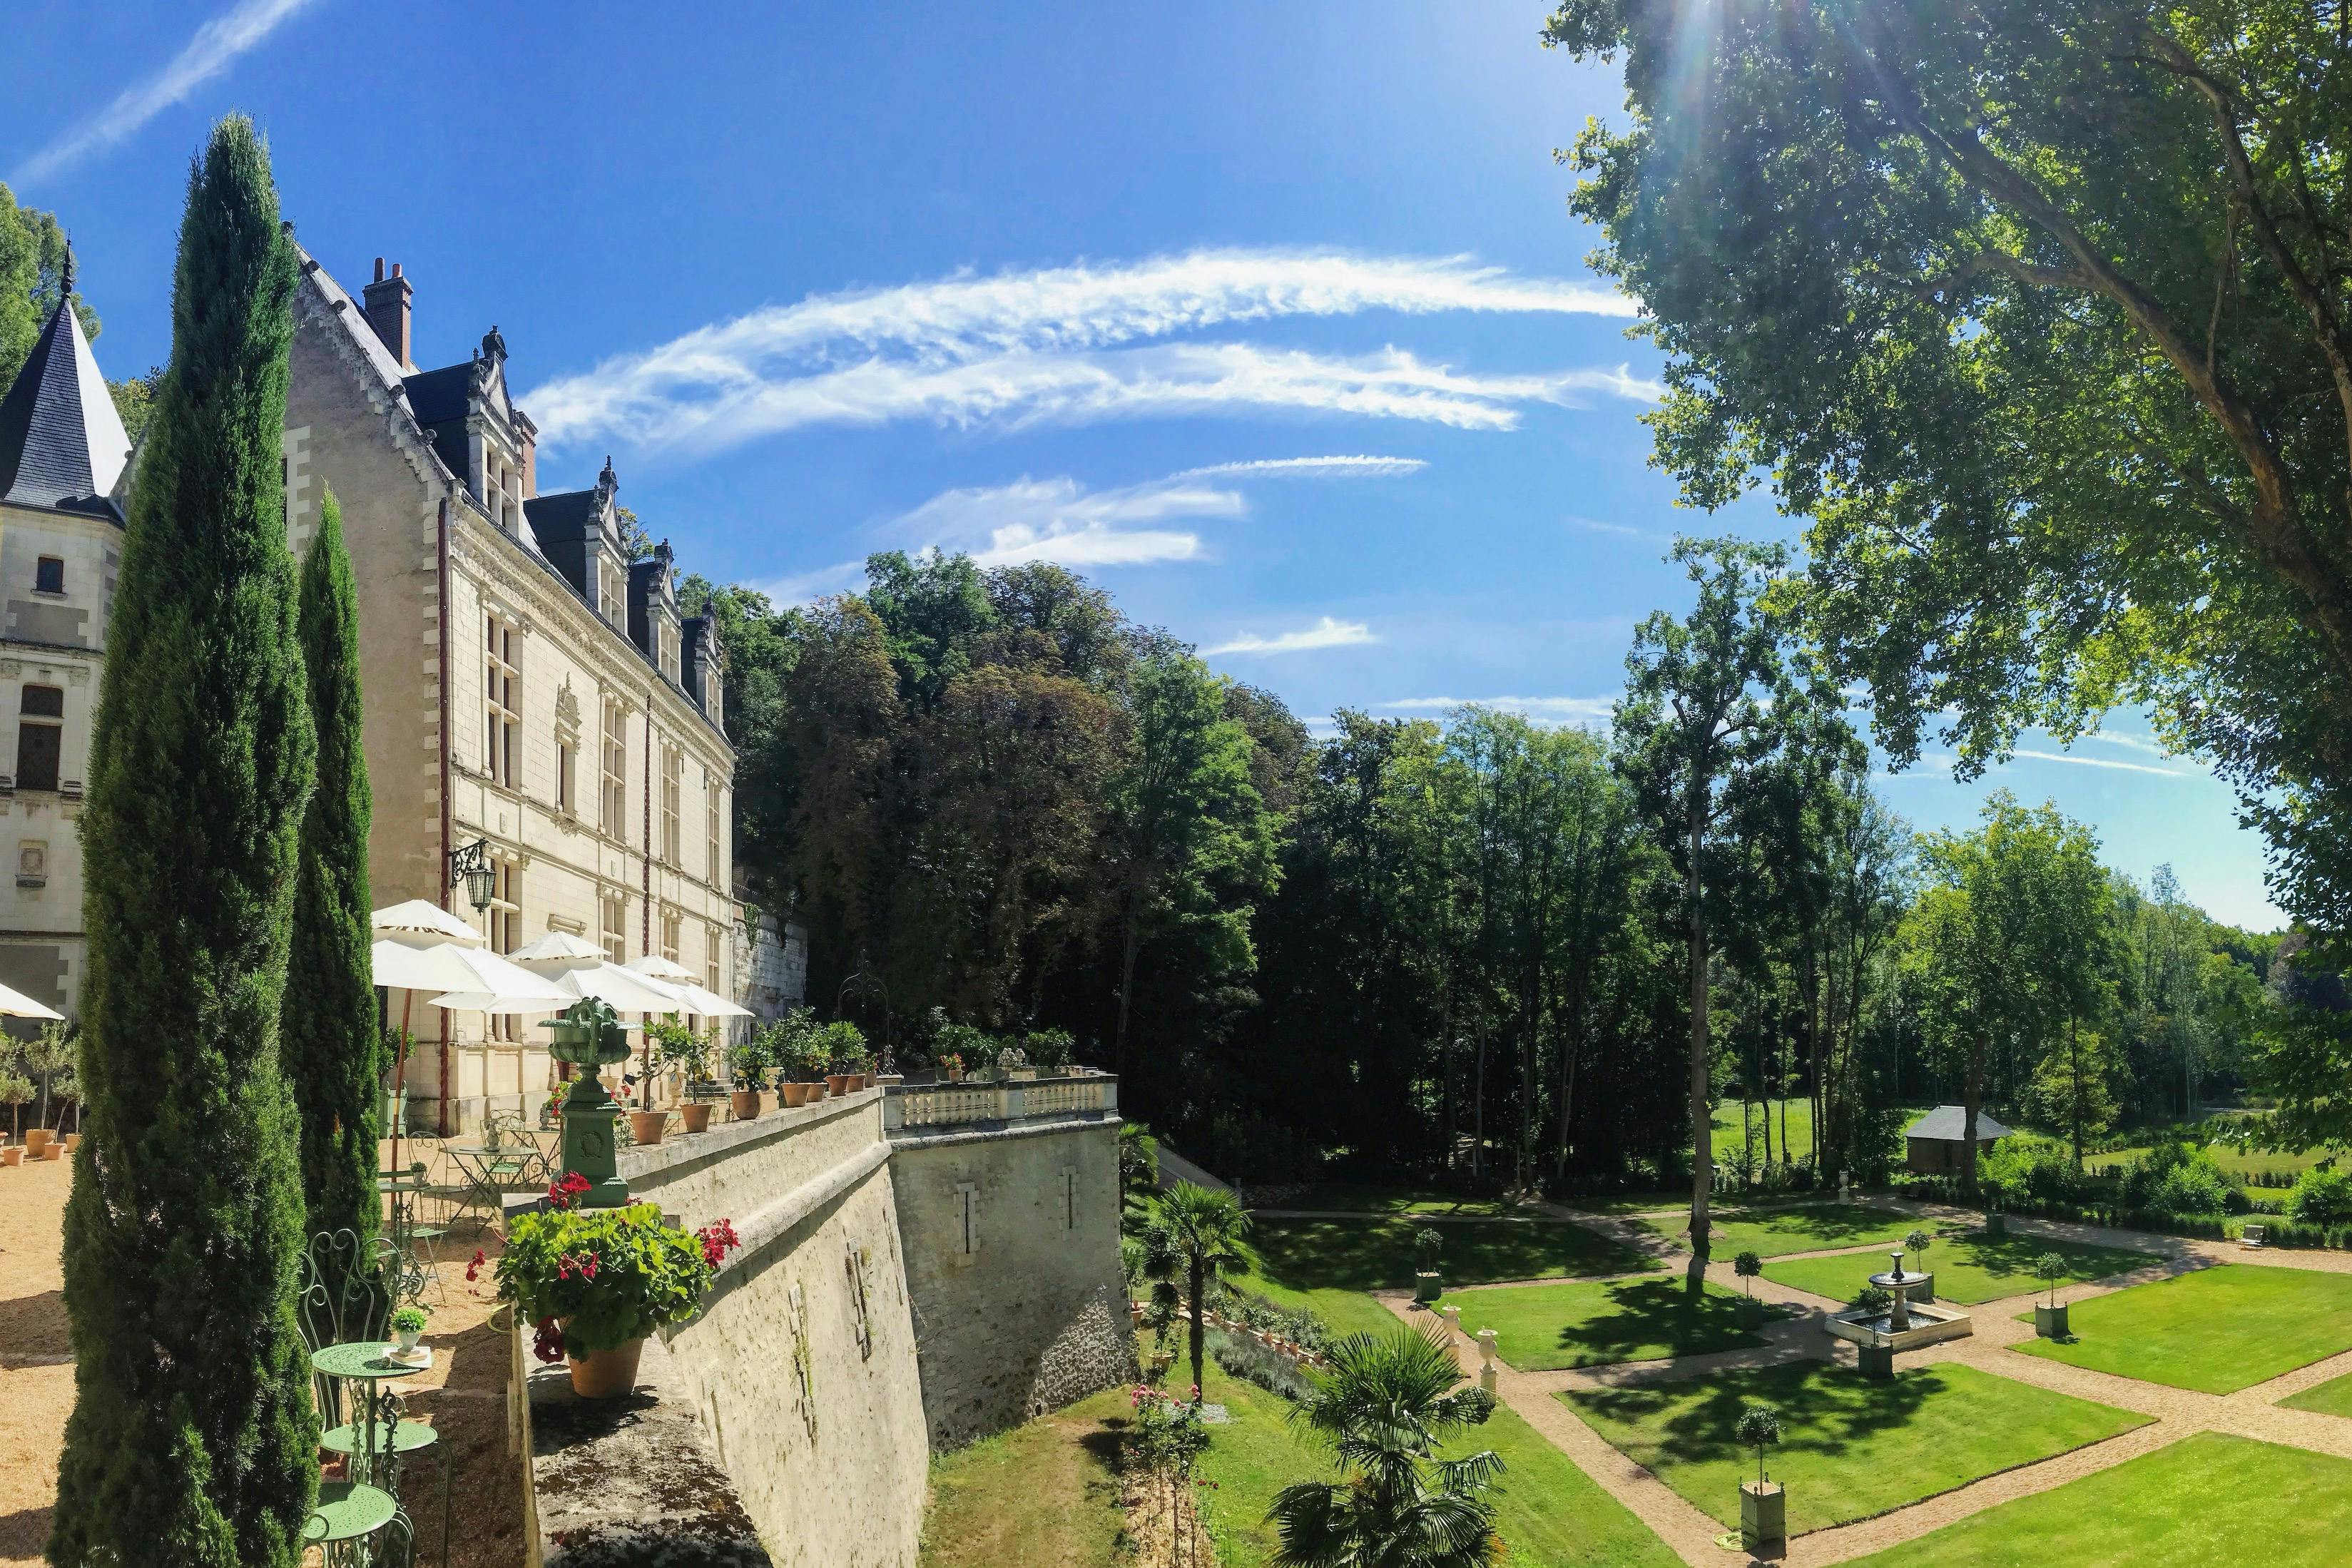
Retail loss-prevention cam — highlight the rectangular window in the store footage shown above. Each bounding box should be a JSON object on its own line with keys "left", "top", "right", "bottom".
{"left": 660, "top": 624, "right": 681, "bottom": 686}
{"left": 484, "top": 615, "right": 519, "bottom": 788}
{"left": 489, "top": 861, "right": 521, "bottom": 1041}
{"left": 660, "top": 907, "right": 681, "bottom": 964}
{"left": 556, "top": 741, "right": 575, "bottom": 813}
{"left": 16, "top": 685, "right": 61, "bottom": 793}
{"left": 706, "top": 782, "right": 722, "bottom": 882}
{"left": 34, "top": 557, "right": 63, "bottom": 595}
{"left": 601, "top": 891, "right": 626, "bottom": 964}
{"left": 660, "top": 745, "right": 681, "bottom": 865}
{"left": 705, "top": 927, "right": 721, "bottom": 999}
{"left": 601, "top": 696, "right": 627, "bottom": 838}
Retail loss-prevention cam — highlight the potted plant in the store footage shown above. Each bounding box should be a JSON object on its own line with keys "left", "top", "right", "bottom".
{"left": 1902, "top": 1228, "right": 1935, "bottom": 1304}
{"left": 1022, "top": 1027, "right": 1075, "bottom": 1076}
{"left": 2033, "top": 1252, "right": 2070, "bottom": 1338}
{"left": 651, "top": 1017, "right": 716, "bottom": 1134}
{"left": 776, "top": 1012, "right": 828, "bottom": 1105}
{"left": 1736, "top": 1402, "right": 1785, "bottom": 1550}
{"left": 939, "top": 1052, "right": 964, "bottom": 1084}
{"left": 996, "top": 1043, "right": 1034, "bottom": 1083}
{"left": 823, "top": 1020, "right": 872, "bottom": 1096}
{"left": 1733, "top": 1249, "right": 1765, "bottom": 1323}
{"left": 494, "top": 1180, "right": 743, "bottom": 1398}
{"left": 1412, "top": 1225, "right": 1445, "bottom": 1303}
{"left": 725, "top": 1034, "right": 770, "bottom": 1121}
{"left": 390, "top": 1304, "right": 428, "bottom": 1355}
{"left": 1850, "top": 1284, "right": 1895, "bottom": 1378}
{"left": 0, "top": 1060, "right": 30, "bottom": 1151}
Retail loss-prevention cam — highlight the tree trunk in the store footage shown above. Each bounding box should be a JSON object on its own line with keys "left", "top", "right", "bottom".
{"left": 1115, "top": 891, "right": 1144, "bottom": 1080}
{"left": 2067, "top": 1014, "right": 2086, "bottom": 1170}
{"left": 1686, "top": 780, "right": 1713, "bottom": 1292}
{"left": 1188, "top": 1253, "right": 1205, "bottom": 1404}
{"left": 1472, "top": 1024, "right": 1486, "bottom": 1178}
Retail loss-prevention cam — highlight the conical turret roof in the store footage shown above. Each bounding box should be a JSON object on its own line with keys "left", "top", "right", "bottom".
{"left": 0, "top": 287, "right": 132, "bottom": 520}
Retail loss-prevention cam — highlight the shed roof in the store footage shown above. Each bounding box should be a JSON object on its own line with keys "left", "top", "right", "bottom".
{"left": 1905, "top": 1105, "right": 2014, "bottom": 1142}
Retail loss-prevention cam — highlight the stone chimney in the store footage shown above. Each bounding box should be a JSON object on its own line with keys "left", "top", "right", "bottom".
{"left": 362, "top": 257, "right": 414, "bottom": 371}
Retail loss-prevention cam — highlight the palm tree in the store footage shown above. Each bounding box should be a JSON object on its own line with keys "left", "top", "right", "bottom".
{"left": 1137, "top": 1181, "right": 1257, "bottom": 1402}
{"left": 1269, "top": 1320, "right": 1505, "bottom": 1567}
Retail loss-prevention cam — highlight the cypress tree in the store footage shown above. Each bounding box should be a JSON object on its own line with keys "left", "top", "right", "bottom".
{"left": 283, "top": 486, "right": 379, "bottom": 1249}
{"left": 52, "top": 117, "right": 319, "bottom": 1568}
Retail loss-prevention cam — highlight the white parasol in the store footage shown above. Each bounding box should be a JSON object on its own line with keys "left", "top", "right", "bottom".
{"left": 628, "top": 955, "right": 753, "bottom": 1019}
{"left": 0, "top": 978, "right": 63, "bottom": 1021}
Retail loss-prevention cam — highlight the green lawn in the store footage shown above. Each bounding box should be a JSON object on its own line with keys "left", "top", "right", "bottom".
{"left": 1563, "top": 1360, "right": 2147, "bottom": 1536}
{"left": 1439, "top": 1275, "right": 1780, "bottom": 1370}
{"left": 1561, "top": 1191, "right": 1694, "bottom": 1216}
{"left": 1636, "top": 1202, "right": 1942, "bottom": 1260}
{"left": 2102, "top": 1141, "right": 2329, "bottom": 1181}
{"left": 1226, "top": 1267, "right": 1403, "bottom": 1343}
{"left": 1248, "top": 1215, "right": 1649, "bottom": 1293}
{"left": 1269, "top": 1183, "right": 1534, "bottom": 1217}
{"left": 1764, "top": 1232, "right": 2158, "bottom": 1306}
{"left": 1195, "top": 1361, "right": 1679, "bottom": 1567}
{"left": 2281, "top": 1367, "right": 2352, "bottom": 1419}
{"left": 1843, "top": 1432, "right": 2352, "bottom": 1567}
{"left": 1713, "top": 1097, "right": 1818, "bottom": 1163}
{"left": 2012, "top": 1264, "right": 2352, "bottom": 1393}
{"left": 917, "top": 1383, "right": 1131, "bottom": 1567}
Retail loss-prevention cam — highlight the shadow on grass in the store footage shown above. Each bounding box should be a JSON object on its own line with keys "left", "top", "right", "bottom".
{"left": 1253, "top": 1216, "right": 1646, "bottom": 1293}
{"left": 1554, "top": 1279, "right": 1776, "bottom": 1365}
{"left": 1720, "top": 1205, "right": 1926, "bottom": 1248}
{"left": 1573, "top": 1363, "right": 1935, "bottom": 1467}
{"left": 1945, "top": 1233, "right": 2155, "bottom": 1290}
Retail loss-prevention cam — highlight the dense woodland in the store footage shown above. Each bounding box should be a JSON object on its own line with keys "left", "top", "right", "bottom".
{"left": 693, "top": 544, "right": 2307, "bottom": 1192}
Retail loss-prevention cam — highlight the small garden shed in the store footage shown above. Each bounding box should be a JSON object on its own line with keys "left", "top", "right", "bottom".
{"left": 1905, "top": 1106, "right": 2014, "bottom": 1175}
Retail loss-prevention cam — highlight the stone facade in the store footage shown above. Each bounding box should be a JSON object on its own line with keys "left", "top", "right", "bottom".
{"left": 283, "top": 247, "right": 745, "bottom": 1132}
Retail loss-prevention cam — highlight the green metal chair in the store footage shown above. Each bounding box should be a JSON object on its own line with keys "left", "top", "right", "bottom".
{"left": 296, "top": 1231, "right": 449, "bottom": 1567}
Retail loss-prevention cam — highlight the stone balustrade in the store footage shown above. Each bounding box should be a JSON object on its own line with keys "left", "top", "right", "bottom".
{"left": 882, "top": 1072, "right": 1118, "bottom": 1139}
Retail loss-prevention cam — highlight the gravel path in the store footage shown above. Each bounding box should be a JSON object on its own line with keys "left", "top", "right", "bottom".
{"left": 1402, "top": 1199, "right": 2352, "bottom": 1565}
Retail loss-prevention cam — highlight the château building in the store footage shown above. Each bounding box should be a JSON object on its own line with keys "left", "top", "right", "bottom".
{"left": 0, "top": 272, "right": 130, "bottom": 1014}
{"left": 283, "top": 243, "right": 755, "bottom": 1133}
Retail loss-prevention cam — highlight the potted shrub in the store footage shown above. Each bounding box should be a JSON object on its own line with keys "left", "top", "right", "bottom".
{"left": 1412, "top": 1225, "right": 1445, "bottom": 1303}
{"left": 996, "top": 1043, "right": 1034, "bottom": 1083}
{"left": 725, "top": 1034, "right": 769, "bottom": 1121}
{"left": 0, "top": 1060, "right": 30, "bottom": 1149}
{"left": 939, "top": 1052, "right": 964, "bottom": 1084}
{"left": 1902, "top": 1228, "right": 1935, "bottom": 1303}
{"left": 652, "top": 1018, "right": 716, "bottom": 1134}
{"left": 495, "top": 1182, "right": 743, "bottom": 1399}
{"left": 823, "top": 1020, "right": 872, "bottom": 1096}
{"left": 1736, "top": 1402, "right": 1785, "bottom": 1550}
{"left": 390, "top": 1304, "right": 428, "bottom": 1355}
{"left": 1022, "top": 1027, "right": 1074, "bottom": 1076}
{"left": 2034, "top": 1252, "right": 2070, "bottom": 1338}
{"left": 1850, "top": 1285, "right": 1895, "bottom": 1378}
{"left": 1733, "top": 1249, "right": 1765, "bottom": 1323}
{"left": 778, "top": 1012, "right": 829, "bottom": 1105}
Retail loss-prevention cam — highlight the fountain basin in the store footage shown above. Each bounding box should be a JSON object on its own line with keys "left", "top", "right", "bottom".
{"left": 1826, "top": 1301, "right": 1972, "bottom": 1353}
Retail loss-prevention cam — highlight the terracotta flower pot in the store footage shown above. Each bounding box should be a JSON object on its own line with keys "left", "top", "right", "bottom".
{"left": 567, "top": 1336, "right": 648, "bottom": 1400}
{"left": 627, "top": 1109, "right": 667, "bottom": 1146}
{"left": 825, "top": 1074, "right": 852, "bottom": 1096}
{"left": 862, "top": 1073, "right": 877, "bottom": 1090}
{"left": 63, "top": 1132, "right": 78, "bottom": 1151}
{"left": 679, "top": 1103, "right": 713, "bottom": 1134}
{"left": 24, "top": 1129, "right": 52, "bottom": 1155}
{"left": 946, "top": 1066, "right": 964, "bottom": 1082}
{"left": 1, "top": 1146, "right": 20, "bottom": 1167}
{"left": 36, "top": 1141, "right": 61, "bottom": 1161}
{"left": 780, "top": 1082, "right": 811, "bottom": 1109}
{"left": 729, "top": 1089, "right": 761, "bottom": 1121}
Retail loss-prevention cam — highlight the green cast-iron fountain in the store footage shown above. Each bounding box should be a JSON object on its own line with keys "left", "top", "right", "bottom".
{"left": 545, "top": 997, "right": 633, "bottom": 1208}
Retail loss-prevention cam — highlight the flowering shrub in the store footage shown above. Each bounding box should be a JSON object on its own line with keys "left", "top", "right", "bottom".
{"left": 495, "top": 1201, "right": 743, "bottom": 1360}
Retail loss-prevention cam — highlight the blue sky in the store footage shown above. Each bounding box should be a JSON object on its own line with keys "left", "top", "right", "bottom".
{"left": 3, "top": 0, "right": 2286, "bottom": 930}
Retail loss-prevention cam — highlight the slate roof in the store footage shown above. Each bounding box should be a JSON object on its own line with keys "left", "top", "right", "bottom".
{"left": 0, "top": 295, "right": 132, "bottom": 520}
{"left": 1905, "top": 1105, "right": 2014, "bottom": 1142}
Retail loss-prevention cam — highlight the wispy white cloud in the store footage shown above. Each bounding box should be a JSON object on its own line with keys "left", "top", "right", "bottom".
{"left": 2008, "top": 748, "right": 2197, "bottom": 779}
{"left": 1567, "top": 515, "right": 1651, "bottom": 539}
{"left": 12, "top": 0, "right": 320, "bottom": 185}
{"left": 521, "top": 250, "right": 1644, "bottom": 452}
{"left": 2076, "top": 730, "right": 2173, "bottom": 758}
{"left": 753, "top": 560, "right": 867, "bottom": 604}
{"left": 1206, "top": 618, "right": 1375, "bottom": 657}
{"left": 1382, "top": 696, "right": 1617, "bottom": 720}
{"left": 1171, "top": 455, "right": 1428, "bottom": 480}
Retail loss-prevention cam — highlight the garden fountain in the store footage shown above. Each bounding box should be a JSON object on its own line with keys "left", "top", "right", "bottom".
{"left": 1826, "top": 1248, "right": 1972, "bottom": 1364}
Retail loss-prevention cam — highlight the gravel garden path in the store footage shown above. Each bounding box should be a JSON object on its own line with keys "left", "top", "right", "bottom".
{"left": 1386, "top": 1196, "right": 2352, "bottom": 1566}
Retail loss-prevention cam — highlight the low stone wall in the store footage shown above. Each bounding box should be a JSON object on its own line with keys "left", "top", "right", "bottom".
{"left": 523, "top": 1086, "right": 1133, "bottom": 1564}
{"left": 891, "top": 1114, "right": 1134, "bottom": 1447}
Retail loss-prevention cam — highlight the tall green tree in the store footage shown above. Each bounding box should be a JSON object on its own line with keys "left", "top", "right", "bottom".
{"left": 1268, "top": 1321, "right": 1504, "bottom": 1568}
{"left": 282, "top": 488, "right": 380, "bottom": 1247}
{"left": 1106, "top": 648, "right": 1275, "bottom": 1076}
{"left": 1614, "top": 539, "right": 1824, "bottom": 1284}
{"left": 1542, "top": 0, "right": 2352, "bottom": 939}
{"left": 53, "top": 118, "right": 319, "bottom": 1568}
{"left": 1136, "top": 1181, "right": 1256, "bottom": 1405}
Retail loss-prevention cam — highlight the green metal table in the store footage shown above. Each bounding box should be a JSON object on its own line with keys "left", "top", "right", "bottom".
{"left": 310, "top": 1342, "right": 429, "bottom": 1491}
{"left": 304, "top": 1479, "right": 405, "bottom": 1567}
